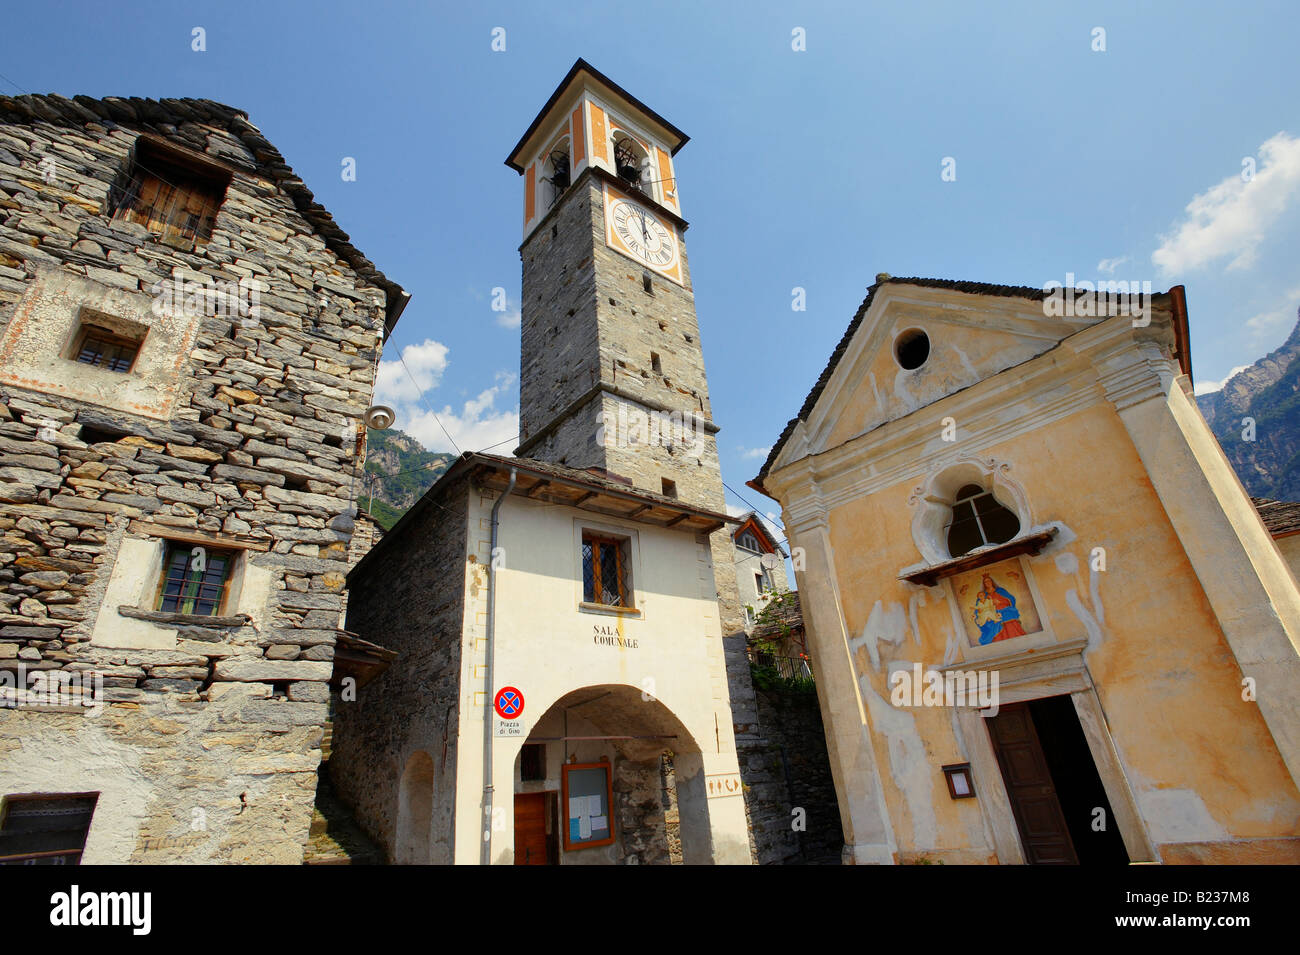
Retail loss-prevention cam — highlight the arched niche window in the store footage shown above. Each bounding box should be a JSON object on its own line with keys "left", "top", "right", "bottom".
{"left": 947, "top": 484, "right": 1020, "bottom": 558}
{"left": 612, "top": 134, "right": 651, "bottom": 195}
{"left": 541, "top": 138, "right": 571, "bottom": 210}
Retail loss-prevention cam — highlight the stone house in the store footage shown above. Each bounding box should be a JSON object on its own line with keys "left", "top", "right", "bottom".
{"left": 731, "top": 509, "right": 789, "bottom": 630}
{"left": 752, "top": 275, "right": 1300, "bottom": 864}
{"left": 0, "top": 93, "right": 405, "bottom": 864}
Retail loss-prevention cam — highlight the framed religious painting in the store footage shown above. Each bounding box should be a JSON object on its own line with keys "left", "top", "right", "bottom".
{"left": 947, "top": 556, "right": 1049, "bottom": 653}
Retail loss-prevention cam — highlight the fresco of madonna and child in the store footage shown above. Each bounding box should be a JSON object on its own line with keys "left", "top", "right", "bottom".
{"left": 952, "top": 560, "right": 1043, "bottom": 648}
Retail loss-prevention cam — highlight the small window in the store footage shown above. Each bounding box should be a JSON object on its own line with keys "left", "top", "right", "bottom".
{"left": 521, "top": 744, "right": 546, "bottom": 782}
{"left": 947, "top": 484, "right": 1020, "bottom": 558}
{"left": 582, "top": 533, "right": 632, "bottom": 608}
{"left": 0, "top": 793, "right": 97, "bottom": 865}
{"left": 661, "top": 478, "right": 677, "bottom": 498}
{"left": 67, "top": 308, "right": 147, "bottom": 374}
{"left": 643, "top": 271, "right": 654, "bottom": 294}
{"left": 156, "top": 541, "right": 235, "bottom": 616}
{"left": 650, "top": 352, "right": 662, "bottom": 374}
{"left": 112, "top": 137, "right": 230, "bottom": 249}
{"left": 737, "top": 531, "right": 762, "bottom": 554}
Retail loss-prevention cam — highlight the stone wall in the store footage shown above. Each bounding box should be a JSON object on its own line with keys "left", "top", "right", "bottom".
{"left": 742, "top": 685, "right": 842, "bottom": 864}
{"left": 0, "top": 95, "right": 395, "bottom": 863}
{"left": 329, "top": 476, "right": 469, "bottom": 864}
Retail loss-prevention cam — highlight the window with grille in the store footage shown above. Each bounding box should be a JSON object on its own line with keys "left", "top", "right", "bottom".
{"left": 66, "top": 308, "right": 147, "bottom": 374}
{"left": 581, "top": 533, "right": 632, "bottom": 608}
{"left": 947, "top": 484, "right": 1021, "bottom": 558}
{"left": 0, "top": 793, "right": 97, "bottom": 865}
{"left": 73, "top": 329, "right": 140, "bottom": 373}
{"left": 112, "top": 138, "right": 230, "bottom": 249}
{"left": 737, "top": 531, "right": 762, "bottom": 554}
{"left": 156, "top": 542, "right": 235, "bottom": 616}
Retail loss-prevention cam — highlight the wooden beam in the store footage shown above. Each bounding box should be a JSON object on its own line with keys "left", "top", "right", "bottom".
{"left": 574, "top": 491, "right": 597, "bottom": 506}
{"left": 626, "top": 503, "right": 653, "bottom": 518}
{"left": 525, "top": 479, "right": 551, "bottom": 498}
{"left": 665, "top": 513, "right": 691, "bottom": 528}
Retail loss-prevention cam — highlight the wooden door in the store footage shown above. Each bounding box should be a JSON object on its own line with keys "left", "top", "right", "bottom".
{"left": 986, "top": 703, "right": 1078, "bottom": 865}
{"left": 514, "top": 793, "right": 549, "bottom": 865}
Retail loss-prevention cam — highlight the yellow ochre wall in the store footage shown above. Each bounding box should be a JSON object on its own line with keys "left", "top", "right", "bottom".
{"left": 825, "top": 396, "right": 1300, "bottom": 863}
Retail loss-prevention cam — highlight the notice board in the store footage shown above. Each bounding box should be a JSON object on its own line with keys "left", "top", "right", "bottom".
{"left": 561, "top": 761, "right": 614, "bottom": 850}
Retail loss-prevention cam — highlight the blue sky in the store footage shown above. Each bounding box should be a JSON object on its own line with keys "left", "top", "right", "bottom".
{"left": 5, "top": 0, "right": 1299, "bottom": 528}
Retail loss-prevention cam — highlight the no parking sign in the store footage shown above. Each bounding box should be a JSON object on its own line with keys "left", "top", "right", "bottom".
{"left": 494, "top": 686, "right": 524, "bottom": 737}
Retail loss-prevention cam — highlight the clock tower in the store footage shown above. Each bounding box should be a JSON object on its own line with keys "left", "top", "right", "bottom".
{"left": 506, "top": 59, "right": 746, "bottom": 637}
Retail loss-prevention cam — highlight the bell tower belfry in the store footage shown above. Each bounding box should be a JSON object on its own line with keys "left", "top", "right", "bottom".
{"left": 506, "top": 58, "right": 745, "bottom": 636}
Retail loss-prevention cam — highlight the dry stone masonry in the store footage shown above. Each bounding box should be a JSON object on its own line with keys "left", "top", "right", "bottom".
{"left": 0, "top": 94, "right": 403, "bottom": 863}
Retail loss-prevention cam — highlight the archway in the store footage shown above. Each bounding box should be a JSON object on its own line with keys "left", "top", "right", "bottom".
{"left": 510, "top": 684, "right": 729, "bottom": 865}
{"left": 394, "top": 750, "right": 434, "bottom": 865}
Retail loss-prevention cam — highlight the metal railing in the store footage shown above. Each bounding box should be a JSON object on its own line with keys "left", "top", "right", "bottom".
{"left": 748, "top": 650, "right": 814, "bottom": 682}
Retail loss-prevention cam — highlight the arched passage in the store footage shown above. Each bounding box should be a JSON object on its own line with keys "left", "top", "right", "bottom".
{"left": 395, "top": 750, "right": 434, "bottom": 865}
{"left": 511, "top": 684, "right": 731, "bottom": 865}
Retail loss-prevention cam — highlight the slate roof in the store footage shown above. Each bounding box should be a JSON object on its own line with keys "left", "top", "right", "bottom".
{"left": 0, "top": 93, "right": 408, "bottom": 333}
{"left": 752, "top": 275, "right": 1189, "bottom": 492}
{"left": 1253, "top": 497, "right": 1300, "bottom": 538}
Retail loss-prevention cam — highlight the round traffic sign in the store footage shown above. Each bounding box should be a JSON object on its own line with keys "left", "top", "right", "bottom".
{"left": 494, "top": 686, "right": 524, "bottom": 720}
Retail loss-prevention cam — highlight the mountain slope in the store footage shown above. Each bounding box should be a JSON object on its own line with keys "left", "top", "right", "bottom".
{"left": 1196, "top": 316, "right": 1300, "bottom": 500}
{"left": 359, "top": 428, "right": 456, "bottom": 529}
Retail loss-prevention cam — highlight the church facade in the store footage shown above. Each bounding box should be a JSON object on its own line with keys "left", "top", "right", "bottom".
{"left": 753, "top": 276, "right": 1300, "bottom": 864}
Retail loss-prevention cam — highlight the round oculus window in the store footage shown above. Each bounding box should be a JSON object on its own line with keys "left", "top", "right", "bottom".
{"left": 895, "top": 329, "right": 930, "bottom": 370}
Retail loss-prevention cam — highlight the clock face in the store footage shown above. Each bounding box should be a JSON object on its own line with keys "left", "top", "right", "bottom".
{"left": 607, "top": 195, "right": 678, "bottom": 271}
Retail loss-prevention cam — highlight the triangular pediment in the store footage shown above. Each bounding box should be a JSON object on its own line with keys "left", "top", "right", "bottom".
{"left": 802, "top": 281, "right": 1104, "bottom": 455}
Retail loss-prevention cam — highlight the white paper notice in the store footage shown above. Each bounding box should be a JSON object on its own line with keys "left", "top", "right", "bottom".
{"left": 579, "top": 813, "right": 592, "bottom": 839}
{"left": 568, "top": 798, "right": 583, "bottom": 821}
{"left": 592, "top": 815, "right": 607, "bottom": 832}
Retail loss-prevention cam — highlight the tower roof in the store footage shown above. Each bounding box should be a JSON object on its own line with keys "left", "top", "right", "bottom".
{"left": 505, "top": 58, "right": 689, "bottom": 173}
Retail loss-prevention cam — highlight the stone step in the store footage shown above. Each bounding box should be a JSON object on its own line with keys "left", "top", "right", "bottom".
{"left": 303, "top": 761, "right": 384, "bottom": 865}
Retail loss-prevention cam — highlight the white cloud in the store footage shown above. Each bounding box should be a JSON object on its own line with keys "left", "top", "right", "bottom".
{"left": 1153, "top": 132, "right": 1300, "bottom": 275}
{"left": 401, "top": 372, "right": 518, "bottom": 455}
{"left": 374, "top": 339, "right": 449, "bottom": 407}
{"left": 374, "top": 338, "right": 518, "bottom": 453}
{"left": 1243, "top": 287, "right": 1300, "bottom": 338}
{"left": 1193, "top": 365, "right": 1250, "bottom": 396}
{"left": 1097, "top": 256, "right": 1128, "bottom": 275}
{"left": 738, "top": 445, "right": 772, "bottom": 460}
{"left": 496, "top": 307, "right": 521, "bottom": 329}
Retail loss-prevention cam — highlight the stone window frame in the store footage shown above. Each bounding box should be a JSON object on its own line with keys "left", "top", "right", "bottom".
{"left": 93, "top": 528, "right": 269, "bottom": 648}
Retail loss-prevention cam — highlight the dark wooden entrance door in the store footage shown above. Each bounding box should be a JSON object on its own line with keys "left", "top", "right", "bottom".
{"left": 514, "top": 793, "right": 550, "bottom": 865}
{"left": 986, "top": 702, "right": 1078, "bottom": 864}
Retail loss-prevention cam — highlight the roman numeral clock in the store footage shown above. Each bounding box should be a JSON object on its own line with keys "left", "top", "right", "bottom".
{"left": 604, "top": 183, "right": 681, "bottom": 278}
